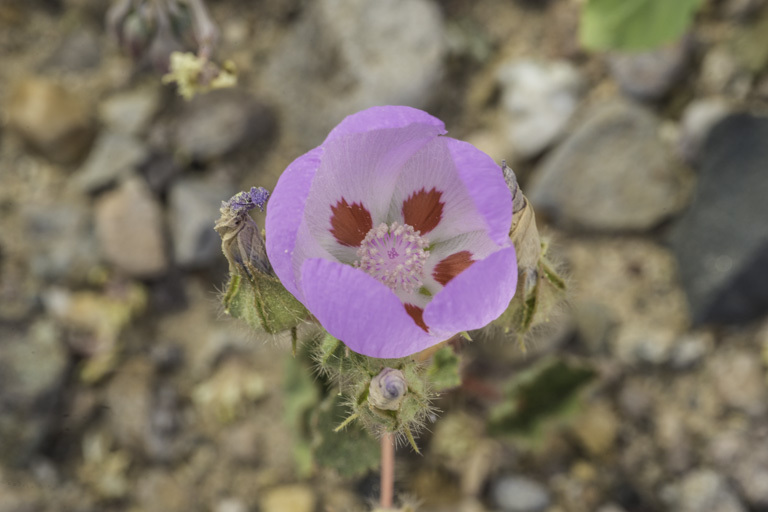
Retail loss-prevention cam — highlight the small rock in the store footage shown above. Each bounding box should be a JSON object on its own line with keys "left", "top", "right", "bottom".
{"left": 73, "top": 132, "right": 149, "bottom": 193}
{"left": 168, "top": 177, "right": 236, "bottom": 268}
{"left": 698, "top": 46, "right": 751, "bottom": 98}
{"left": 663, "top": 469, "right": 746, "bottom": 512}
{"left": 490, "top": 475, "right": 551, "bottom": 512}
{"left": 99, "top": 85, "right": 161, "bottom": 136}
{"left": 707, "top": 349, "right": 767, "bottom": 416}
{"left": 173, "top": 89, "right": 275, "bottom": 161}
{"left": 105, "top": 358, "right": 153, "bottom": 452}
{"left": 608, "top": 37, "right": 691, "bottom": 101}
{"left": 42, "top": 29, "right": 101, "bottom": 72}
{"left": 497, "top": 58, "right": 584, "bottom": 159}
{"left": 528, "top": 100, "right": 692, "bottom": 231}
{"left": 263, "top": 0, "right": 445, "bottom": 145}
{"left": 723, "top": 0, "right": 767, "bottom": 20}
{"left": 261, "top": 484, "right": 316, "bottom": 512}
{"left": 6, "top": 77, "right": 95, "bottom": 163}
{"left": 571, "top": 401, "right": 619, "bottom": 457}
{"left": 136, "top": 469, "right": 192, "bottom": 512}
{"left": 678, "top": 97, "right": 733, "bottom": 165}
{"left": 669, "top": 114, "right": 768, "bottom": 324}
{"left": 95, "top": 177, "right": 168, "bottom": 277}
{"left": 670, "top": 331, "right": 714, "bottom": 368}
{"left": 214, "top": 498, "right": 248, "bottom": 512}
{"left": 0, "top": 320, "right": 68, "bottom": 465}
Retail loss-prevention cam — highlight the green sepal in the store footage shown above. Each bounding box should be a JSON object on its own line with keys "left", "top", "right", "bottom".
{"left": 493, "top": 244, "right": 567, "bottom": 349}
{"left": 222, "top": 264, "right": 308, "bottom": 334}
{"left": 426, "top": 345, "right": 462, "bottom": 391}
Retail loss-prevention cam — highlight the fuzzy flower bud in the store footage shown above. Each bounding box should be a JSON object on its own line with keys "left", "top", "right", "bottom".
{"left": 368, "top": 368, "right": 407, "bottom": 411}
{"left": 216, "top": 188, "right": 308, "bottom": 334}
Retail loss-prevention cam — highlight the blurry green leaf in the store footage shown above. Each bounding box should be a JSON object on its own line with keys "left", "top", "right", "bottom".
{"left": 283, "top": 353, "right": 320, "bottom": 477}
{"left": 580, "top": 0, "right": 704, "bottom": 52}
{"left": 313, "top": 394, "right": 380, "bottom": 478}
{"left": 488, "top": 357, "right": 596, "bottom": 438}
{"left": 426, "top": 345, "right": 462, "bottom": 391}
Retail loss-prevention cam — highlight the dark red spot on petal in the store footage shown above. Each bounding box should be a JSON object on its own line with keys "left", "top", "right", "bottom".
{"left": 433, "top": 251, "right": 474, "bottom": 286}
{"left": 330, "top": 198, "right": 373, "bottom": 247}
{"left": 402, "top": 187, "right": 444, "bottom": 235}
{"left": 404, "top": 303, "right": 429, "bottom": 332}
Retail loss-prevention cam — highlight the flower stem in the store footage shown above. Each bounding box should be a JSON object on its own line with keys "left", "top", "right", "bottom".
{"left": 380, "top": 432, "right": 395, "bottom": 509}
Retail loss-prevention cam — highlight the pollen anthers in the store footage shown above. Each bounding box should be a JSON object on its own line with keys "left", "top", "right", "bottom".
{"left": 356, "top": 222, "right": 429, "bottom": 293}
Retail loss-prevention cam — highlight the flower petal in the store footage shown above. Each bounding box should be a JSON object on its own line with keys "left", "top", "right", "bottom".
{"left": 445, "top": 138, "right": 513, "bottom": 245}
{"left": 421, "top": 230, "right": 502, "bottom": 294}
{"left": 389, "top": 138, "right": 493, "bottom": 243}
{"left": 324, "top": 105, "right": 446, "bottom": 144}
{"left": 265, "top": 147, "right": 324, "bottom": 298}
{"left": 424, "top": 245, "right": 518, "bottom": 336}
{"left": 300, "top": 258, "right": 439, "bottom": 358}
{"left": 303, "top": 116, "right": 446, "bottom": 261}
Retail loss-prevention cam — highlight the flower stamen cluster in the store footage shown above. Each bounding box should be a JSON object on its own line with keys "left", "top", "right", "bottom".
{"left": 356, "top": 222, "right": 429, "bottom": 293}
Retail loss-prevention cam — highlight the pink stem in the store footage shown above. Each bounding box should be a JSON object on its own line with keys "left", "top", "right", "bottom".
{"left": 380, "top": 433, "right": 395, "bottom": 509}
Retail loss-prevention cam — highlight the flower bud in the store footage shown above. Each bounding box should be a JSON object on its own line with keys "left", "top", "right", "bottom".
{"left": 216, "top": 189, "right": 308, "bottom": 334}
{"left": 494, "top": 162, "right": 567, "bottom": 346}
{"left": 368, "top": 368, "right": 407, "bottom": 411}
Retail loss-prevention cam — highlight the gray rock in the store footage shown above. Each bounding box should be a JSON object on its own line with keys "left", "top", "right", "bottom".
{"left": 21, "top": 198, "right": 99, "bottom": 284}
{"left": 41, "top": 29, "right": 102, "bottom": 72}
{"left": 723, "top": 0, "right": 767, "bottom": 20}
{"left": 490, "top": 475, "right": 550, "bottom": 512}
{"left": 497, "top": 58, "right": 584, "bottom": 159}
{"left": 663, "top": 469, "right": 746, "bottom": 512}
{"left": 263, "top": 0, "right": 445, "bottom": 145}
{"left": 95, "top": 177, "right": 168, "bottom": 277}
{"left": 168, "top": 178, "right": 236, "bottom": 268}
{"left": 669, "top": 114, "right": 768, "bottom": 324}
{"left": 528, "top": 100, "right": 692, "bottom": 231}
{"left": 678, "top": 97, "right": 733, "bottom": 165}
{"left": 99, "top": 85, "right": 161, "bottom": 136}
{"left": 105, "top": 357, "right": 152, "bottom": 452}
{"left": 0, "top": 320, "right": 68, "bottom": 465}
{"left": 6, "top": 77, "right": 95, "bottom": 164}
{"left": 608, "top": 37, "right": 691, "bottom": 101}
{"left": 73, "top": 132, "right": 149, "bottom": 193}
{"left": 172, "top": 89, "right": 275, "bottom": 161}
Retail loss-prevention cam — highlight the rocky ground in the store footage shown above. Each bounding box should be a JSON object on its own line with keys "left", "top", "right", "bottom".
{"left": 2, "top": 0, "right": 768, "bottom": 511}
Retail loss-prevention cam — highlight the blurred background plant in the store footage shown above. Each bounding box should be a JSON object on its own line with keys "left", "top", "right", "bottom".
{"left": 1, "top": 0, "right": 768, "bottom": 511}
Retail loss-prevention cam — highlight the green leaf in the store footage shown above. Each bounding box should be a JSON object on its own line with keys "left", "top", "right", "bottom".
{"left": 488, "top": 357, "right": 596, "bottom": 439}
{"left": 580, "top": 0, "right": 704, "bottom": 52}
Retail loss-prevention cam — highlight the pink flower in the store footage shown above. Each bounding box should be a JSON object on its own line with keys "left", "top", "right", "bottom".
{"left": 265, "top": 106, "right": 517, "bottom": 358}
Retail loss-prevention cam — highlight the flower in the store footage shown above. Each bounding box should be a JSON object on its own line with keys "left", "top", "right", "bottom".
{"left": 265, "top": 106, "right": 518, "bottom": 358}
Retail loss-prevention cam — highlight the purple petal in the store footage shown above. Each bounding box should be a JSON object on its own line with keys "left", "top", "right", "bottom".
{"left": 300, "top": 258, "right": 439, "bottom": 358}
{"left": 303, "top": 118, "right": 446, "bottom": 261}
{"left": 324, "top": 105, "right": 446, "bottom": 144}
{"left": 390, "top": 137, "right": 492, "bottom": 243}
{"left": 445, "top": 138, "right": 513, "bottom": 246}
{"left": 424, "top": 245, "right": 517, "bottom": 336}
{"left": 265, "top": 147, "right": 324, "bottom": 298}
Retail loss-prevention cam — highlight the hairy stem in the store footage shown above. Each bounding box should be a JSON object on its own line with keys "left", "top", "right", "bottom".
{"left": 381, "top": 433, "right": 395, "bottom": 509}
